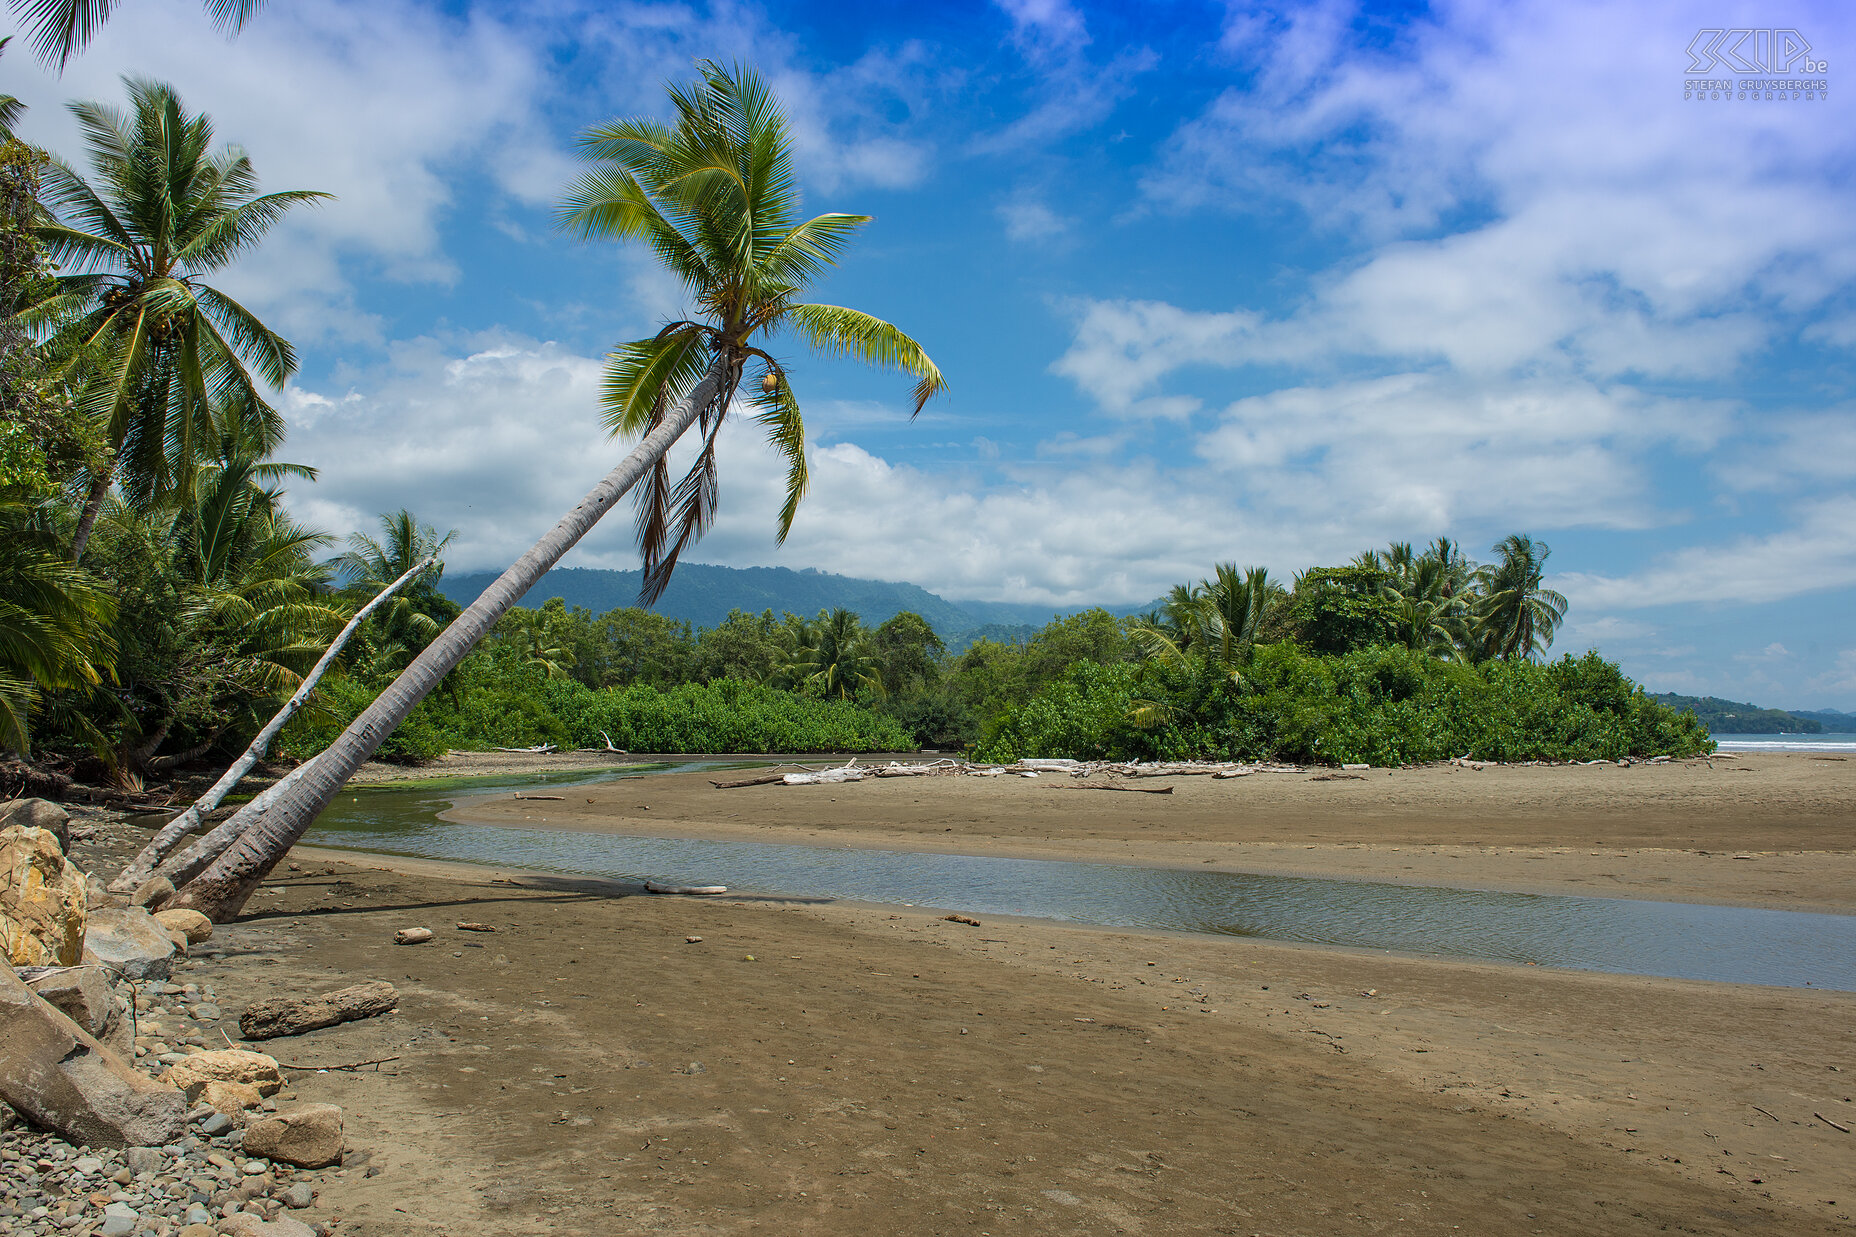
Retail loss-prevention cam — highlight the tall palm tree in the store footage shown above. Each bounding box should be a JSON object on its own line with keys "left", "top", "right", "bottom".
{"left": 102, "top": 437, "right": 339, "bottom": 773}
{"left": 164, "top": 62, "right": 945, "bottom": 921}
{"left": 1473, "top": 534, "right": 1568, "bottom": 662}
{"left": 1132, "top": 563, "right": 1283, "bottom": 687}
{"left": 27, "top": 77, "right": 327, "bottom": 558}
{"left": 8, "top": 0, "right": 264, "bottom": 70}
{"left": 784, "top": 608, "right": 883, "bottom": 700}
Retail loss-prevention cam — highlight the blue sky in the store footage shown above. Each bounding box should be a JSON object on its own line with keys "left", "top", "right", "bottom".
{"left": 8, "top": 0, "right": 1856, "bottom": 709}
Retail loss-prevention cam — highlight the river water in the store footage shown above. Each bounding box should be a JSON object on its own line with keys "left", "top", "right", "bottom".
{"left": 303, "top": 768, "right": 1856, "bottom": 993}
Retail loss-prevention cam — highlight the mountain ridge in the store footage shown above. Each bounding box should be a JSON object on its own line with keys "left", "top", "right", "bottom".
{"left": 436, "top": 563, "right": 1151, "bottom": 644}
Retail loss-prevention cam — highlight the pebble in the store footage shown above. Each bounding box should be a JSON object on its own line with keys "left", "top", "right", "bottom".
{"left": 0, "top": 985, "right": 340, "bottom": 1237}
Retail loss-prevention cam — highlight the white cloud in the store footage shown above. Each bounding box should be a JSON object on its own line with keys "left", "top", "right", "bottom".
{"left": 7, "top": 0, "right": 560, "bottom": 344}
{"left": 1196, "top": 373, "right": 1725, "bottom": 533}
{"left": 998, "top": 195, "right": 1071, "bottom": 243}
{"left": 1561, "top": 497, "right": 1856, "bottom": 609}
{"left": 277, "top": 335, "right": 1461, "bottom": 607}
{"left": 976, "top": 0, "right": 1156, "bottom": 151}
{"left": 1141, "top": 1, "right": 1856, "bottom": 384}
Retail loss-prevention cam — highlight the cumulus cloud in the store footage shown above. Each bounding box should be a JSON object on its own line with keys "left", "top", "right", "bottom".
{"left": 7, "top": 0, "right": 559, "bottom": 343}
{"left": 1559, "top": 497, "right": 1856, "bottom": 609}
{"left": 1196, "top": 373, "right": 1726, "bottom": 533}
{"left": 976, "top": 0, "right": 1156, "bottom": 151}
{"left": 1141, "top": 0, "right": 1856, "bottom": 381}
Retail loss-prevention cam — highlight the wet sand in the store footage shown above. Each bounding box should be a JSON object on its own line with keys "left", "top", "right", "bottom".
{"left": 449, "top": 752, "right": 1856, "bottom": 913}
{"left": 165, "top": 751, "right": 1856, "bottom": 1235}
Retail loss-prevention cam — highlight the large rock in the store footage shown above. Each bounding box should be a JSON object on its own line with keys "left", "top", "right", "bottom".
{"left": 129, "top": 875, "right": 174, "bottom": 908}
{"left": 0, "top": 799, "right": 71, "bottom": 853}
{"left": 0, "top": 966, "right": 187, "bottom": 1147}
{"left": 159, "top": 1049, "right": 283, "bottom": 1097}
{"left": 197, "top": 1079, "right": 264, "bottom": 1121}
{"left": 1, "top": 824, "right": 87, "bottom": 966}
{"left": 153, "top": 907, "right": 212, "bottom": 944}
{"left": 25, "top": 964, "right": 131, "bottom": 1055}
{"left": 84, "top": 905, "right": 176, "bottom": 980}
{"left": 240, "top": 1103, "right": 344, "bottom": 1168}
{"left": 239, "top": 980, "right": 398, "bottom": 1041}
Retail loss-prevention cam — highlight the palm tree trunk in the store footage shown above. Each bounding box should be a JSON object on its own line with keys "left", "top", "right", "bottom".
{"left": 112, "top": 553, "right": 439, "bottom": 892}
{"left": 69, "top": 465, "right": 113, "bottom": 562}
{"left": 164, "top": 359, "right": 729, "bottom": 921}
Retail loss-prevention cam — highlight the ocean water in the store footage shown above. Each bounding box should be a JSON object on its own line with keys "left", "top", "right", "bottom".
{"left": 1713, "top": 731, "right": 1856, "bottom": 752}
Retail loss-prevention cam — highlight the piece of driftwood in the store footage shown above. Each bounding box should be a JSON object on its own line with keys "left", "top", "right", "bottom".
{"left": 644, "top": 880, "right": 729, "bottom": 895}
{"left": 1049, "top": 783, "right": 1174, "bottom": 795}
{"left": 710, "top": 772, "right": 786, "bottom": 789}
{"left": 238, "top": 980, "right": 400, "bottom": 1041}
{"left": 455, "top": 922, "right": 495, "bottom": 933}
{"left": 782, "top": 768, "right": 865, "bottom": 785}
{"left": 273, "top": 1055, "right": 401, "bottom": 1073}
{"left": 511, "top": 794, "right": 564, "bottom": 801}
{"left": 1307, "top": 773, "right": 1365, "bottom": 782}
{"left": 1816, "top": 1111, "right": 1852, "bottom": 1133}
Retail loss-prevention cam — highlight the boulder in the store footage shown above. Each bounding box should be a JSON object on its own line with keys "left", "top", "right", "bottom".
{"left": 153, "top": 907, "right": 213, "bottom": 944}
{"left": 25, "top": 964, "right": 127, "bottom": 1053}
{"left": 84, "top": 906, "right": 176, "bottom": 980}
{"left": 129, "top": 875, "right": 174, "bottom": 908}
{"left": 0, "top": 966, "right": 187, "bottom": 1147}
{"left": 159, "top": 1048, "right": 283, "bottom": 1097}
{"left": 0, "top": 799, "right": 71, "bottom": 853}
{"left": 1, "top": 824, "right": 87, "bottom": 966}
{"left": 197, "top": 1079, "right": 264, "bottom": 1120}
{"left": 239, "top": 1103, "right": 344, "bottom": 1168}
{"left": 239, "top": 980, "right": 399, "bottom": 1041}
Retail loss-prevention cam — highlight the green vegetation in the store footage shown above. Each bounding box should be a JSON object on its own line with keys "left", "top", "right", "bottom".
{"left": 976, "top": 648, "right": 1709, "bottom": 765}
{"left": 0, "top": 66, "right": 1707, "bottom": 784}
{"left": 1650, "top": 693, "right": 1823, "bottom": 735}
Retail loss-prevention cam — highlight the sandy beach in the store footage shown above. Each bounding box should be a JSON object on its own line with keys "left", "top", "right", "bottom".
{"left": 103, "top": 752, "right": 1854, "bottom": 1235}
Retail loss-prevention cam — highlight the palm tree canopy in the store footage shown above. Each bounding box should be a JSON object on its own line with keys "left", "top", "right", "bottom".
{"left": 8, "top": 0, "right": 265, "bottom": 70}
{"left": 1474, "top": 534, "right": 1569, "bottom": 662}
{"left": 559, "top": 61, "right": 945, "bottom": 603}
{"left": 29, "top": 77, "right": 328, "bottom": 509}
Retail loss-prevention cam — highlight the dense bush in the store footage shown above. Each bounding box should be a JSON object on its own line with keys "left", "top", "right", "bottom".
{"left": 974, "top": 645, "right": 1712, "bottom": 765}
{"left": 280, "top": 669, "right": 911, "bottom": 761}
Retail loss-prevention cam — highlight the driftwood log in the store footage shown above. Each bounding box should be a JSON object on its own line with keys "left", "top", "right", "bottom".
{"left": 710, "top": 772, "right": 786, "bottom": 789}
{"left": 238, "top": 981, "right": 400, "bottom": 1042}
{"left": 1049, "top": 783, "right": 1174, "bottom": 795}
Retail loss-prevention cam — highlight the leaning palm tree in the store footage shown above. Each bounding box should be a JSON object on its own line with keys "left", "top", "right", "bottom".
{"left": 27, "top": 77, "right": 327, "bottom": 558}
{"left": 1472, "top": 534, "right": 1568, "bottom": 662}
{"left": 8, "top": 0, "right": 264, "bottom": 70}
{"left": 162, "top": 62, "right": 945, "bottom": 921}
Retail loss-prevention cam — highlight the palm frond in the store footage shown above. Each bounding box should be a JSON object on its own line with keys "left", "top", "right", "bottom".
{"left": 785, "top": 303, "right": 946, "bottom": 415}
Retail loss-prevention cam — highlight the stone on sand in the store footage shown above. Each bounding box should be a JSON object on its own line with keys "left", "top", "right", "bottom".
{"left": 0, "top": 823, "right": 87, "bottom": 966}
{"left": 129, "top": 874, "right": 174, "bottom": 907}
{"left": 25, "top": 963, "right": 123, "bottom": 1046}
{"left": 198, "top": 1078, "right": 265, "bottom": 1119}
{"left": 153, "top": 906, "right": 213, "bottom": 943}
{"left": 160, "top": 1048, "right": 284, "bottom": 1097}
{"left": 83, "top": 905, "right": 177, "bottom": 980}
{"left": 0, "top": 966, "right": 187, "bottom": 1147}
{"left": 240, "top": 1103, "right": 344, "bottom": 1168}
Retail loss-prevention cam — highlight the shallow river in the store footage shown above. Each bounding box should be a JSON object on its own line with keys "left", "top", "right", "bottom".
{"left": 304, "top": 767, "right": 1856, "bottom": 993}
